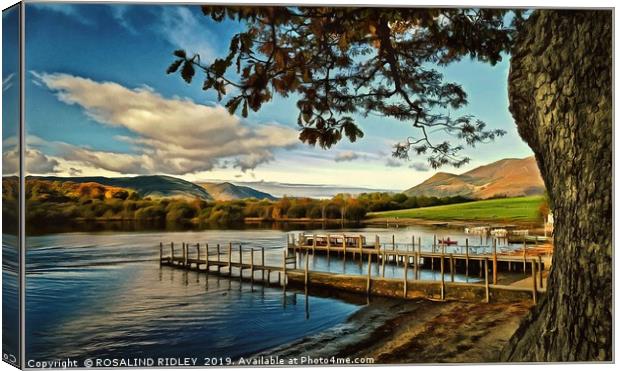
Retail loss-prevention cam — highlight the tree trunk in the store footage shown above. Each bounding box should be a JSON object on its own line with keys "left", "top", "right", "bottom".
{"left": 501, "top": 10, "right": 612, "bottom": 361}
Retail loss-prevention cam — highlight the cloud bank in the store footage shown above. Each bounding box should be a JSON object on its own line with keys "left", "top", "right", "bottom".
{"left": 33, "top": 72, "right": 298, "bottom": 175}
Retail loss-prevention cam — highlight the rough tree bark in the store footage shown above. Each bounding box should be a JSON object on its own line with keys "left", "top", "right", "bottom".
{"left": 500, "top": 10, "right": 612, "bottom": 361}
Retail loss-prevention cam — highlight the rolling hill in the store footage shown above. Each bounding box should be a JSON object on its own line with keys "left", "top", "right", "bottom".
{"left": 199, "top": 182, "right": 276, "bottom": 201}
{"left": 31, "top": 175, "right": 213, "bottom": 200}
{"left": 404, "top": 156, "right": 545, "bottom": 199}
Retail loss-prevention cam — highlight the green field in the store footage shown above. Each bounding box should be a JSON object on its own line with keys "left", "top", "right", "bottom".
{"left": 368, "top": 196, "right": 545, "bottom": 223}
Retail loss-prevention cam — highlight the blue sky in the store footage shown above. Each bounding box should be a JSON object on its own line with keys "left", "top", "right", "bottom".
{"left": 17, "top": 3, "right": 533, "bottom": 190}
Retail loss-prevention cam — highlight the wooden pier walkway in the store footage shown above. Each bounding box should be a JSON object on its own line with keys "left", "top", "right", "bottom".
{"left": 159, "top": 233, "right": 549, "bottom": 304}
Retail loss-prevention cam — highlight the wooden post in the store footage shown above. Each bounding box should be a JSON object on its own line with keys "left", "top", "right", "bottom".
{"left": 261, "top": 247, "right": 265, "bottom": 281}
{"left": 450, "top": 253, "right": 454, "bottom": 282}
{"left": 413, "top": 252, "right": 418, "bottom": 281}
{"left": 465, "top": 238, "right": 469, "bottom": 277}
{"left": 531, "top": 258, "right": 538, "bottom": 304}
{"left": 392, "top": 234, "right": 396, "bottom": 250}
{"left": 418, "top": 237, "right": 421, "bottom": 254}
{"left": 412, "top": 235, "right": 415, "bottom": 251}
{"left": 538, "top": 256, "right": 544, "bottom": 290}
{"left": 183, "top": 243, "right": 188, "bottom": 267}
{"left": 159, "top": 242, "right": 163, "bottom": 264}
{"left": 327, "top": 233, "right": 331, "bottom": 257}
{"left": 440, "top": 254, "right": 445, "bottom": 300}
{"left": 312, "top": 234, "right": 317, "bottom": 255}
{"left": 217, "top": 244, "right": 221, "bottom": 272}
{"left": 381, "top": 251, "right": 386, "bottom": 277}
{"left": 250, "top": 248, "right": 255, "bottom": 284}
{"left": 433, "top": 234, "right": 437, "bottom": 252}
{"left": 228, "top": 242, "right": 232, "bottom": 276}
{"left": 493, "top": 238, "right": 498, "bottom": 285}
{"left": 282, "top": 250, "right": 287, "bottom": 289}
{"left": 358, "top": 235, "right": 363, "bottom": 261}
{"left": 205, "top": 243, "right": 209, "bottom": 271}
{"left": 366, "top": 254, "right": 372, "bottom": 296}
{"left": 343, "top": 235, "right": 347, "bottom": 262}
{"left": 171, "top": 242, "right": 174, "bottom": 261}
{"left": 239, "top": 245, "right": 243, "bottom": 281}
{"left": 375, "top": 235, "right": 380, "bottom": 249}
{"left": 522, "top": 236, "right": 527, "bottom": 273}
{"left": 484, "top": 258, "right": 490, "bottom": 303}
{"left": 403, "top": 259, "right": 408, "bottom": 299}
{"left": 304, "top": 251, "right": 309, "bottom": 288}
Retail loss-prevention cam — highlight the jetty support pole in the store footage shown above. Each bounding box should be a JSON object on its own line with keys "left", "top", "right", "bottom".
{"left": 440, "top": 254, "right": 445, "bottom": 301}
{"left": 250, "top": 248, "right": 255, "bottom": 284}
{"left": 171, "top": 242, "right": 174, "bottom": 262}
{"left": 239, "top": 245, "right": 243, "bottom": 282}
{"left": 532, "top": 258, "right": 538, "bottom": 304}
{"left": 433, "top": 235, "right": 437, "bottom": 253}
{"left": 206, "top": 243, "right": 209, "bottom": 272}
{"left": 343, "top": 236, "right": 347, "bottom": 262}
{"left": 381, "top": 251, "right": 386, "bottom": 277}
{"left": 366, "top": 254, "right": 372, "bottom": 296}
{"left": 327, "top": 234, "right": 331, "bottom": 257}
{"left": 183, "top": 243, "right": 188, "bottom": 267}
{"left": 282, "top": 250, "right": 287, "bottom": 289}
{"left": 465, "top": 239, "right": 469, "bottom": 278}
{"left": 403, "top": 259, "right": 408, "bottom": 299}
{"left": 493, "top": 238, "right": 498, "bottom": 285}
{"left": 375, "top": 235, "right": 380, "bottom": 249}
{"left": 413, "top": 252, "right": 418, "bottom": 281}
{"left": 523, "top": 236, "right": 527, "bottom": 273}
{"left": 539, "top": 255, "right": 544, "bottom": 289}
{"left": 217, "top": 244, "right": 221, "bottom": 272}
{"left": 312, "top": 234, "right": 317, "bottom": 255}
{"left": 228, "top": 243, "right": 232, "bottom": 276}
{"left": 304, "top": 251, "right": 309, "bottom": 288}
{"left": 261, "top": 247, "right": 265, "bottom": 281}
{"left": 484, "top": 258, "right": 490, "bottom": 303}
{"left": 358, "top": 235, "right": 363, "bottom": 261}
{"left": 159, "top": 242, "right": 163, "bottom": 265}
{"left": 450, "top": 253, "right": 455, "bottom": 282}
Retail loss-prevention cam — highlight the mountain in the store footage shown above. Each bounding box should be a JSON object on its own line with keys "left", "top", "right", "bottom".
{"left": 404, "top": 156, "right": 545, "bottom": 199}
{"left": 199, "top": 182, "right": 276, "bottom": 201}
{"left": 216, "top": 180, "right": 398, "bottom": 199}
{"left": 32, "top": 175, "right": 213, "bottom": 200}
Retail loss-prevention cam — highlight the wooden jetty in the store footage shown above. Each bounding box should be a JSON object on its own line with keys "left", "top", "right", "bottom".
{"left": 159, "top": 234, "right": 549, "bottom": 304}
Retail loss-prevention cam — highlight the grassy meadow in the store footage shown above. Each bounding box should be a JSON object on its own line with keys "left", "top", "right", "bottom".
{"left": 368, "top": 196, "right": 545, "bottom": 223}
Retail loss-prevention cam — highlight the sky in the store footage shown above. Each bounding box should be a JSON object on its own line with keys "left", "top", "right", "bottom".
{"left": 9, "top": 3, "right": 534, "bottom": 190}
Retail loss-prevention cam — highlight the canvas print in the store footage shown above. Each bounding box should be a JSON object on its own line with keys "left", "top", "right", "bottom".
{"left": 1, "top": 1, "right": 613, "bottom": 368}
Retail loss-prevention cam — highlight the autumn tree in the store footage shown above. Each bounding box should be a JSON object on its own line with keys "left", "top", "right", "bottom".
{"left": 168, "top": 6, "right": 612, "bottom": 361}
{"left": 168, "top": 7, "right": 515, "bottom": 168}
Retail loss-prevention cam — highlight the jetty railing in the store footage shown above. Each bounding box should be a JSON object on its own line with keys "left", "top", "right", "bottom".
{"left": 159, "top": 234, "right": 549, "bottom": 304}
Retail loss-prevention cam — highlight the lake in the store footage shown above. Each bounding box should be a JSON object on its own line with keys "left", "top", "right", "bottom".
{"left": 13, "top": 224, "right": 516, "bottom": 363}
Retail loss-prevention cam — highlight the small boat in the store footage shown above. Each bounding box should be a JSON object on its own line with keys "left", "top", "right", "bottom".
{"left": 438, "top": 238, "right": 458, "bottom": 245}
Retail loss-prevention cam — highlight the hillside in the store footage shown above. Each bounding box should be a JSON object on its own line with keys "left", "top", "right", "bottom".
{"left": 404, "top": 156, "right": 545, "bottom": 199}
{"left": 369, "top": 196, "right": 544, "bottom": 223}
{"left": 199, "top": 182, "right": 276, "bottom": 201}
{"left": 31, "top": 175, "right": 213, "bottom": 200}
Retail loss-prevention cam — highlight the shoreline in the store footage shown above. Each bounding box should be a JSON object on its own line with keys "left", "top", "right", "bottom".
{"left": 264, "top": 297, "right": 533, "bottom": 364}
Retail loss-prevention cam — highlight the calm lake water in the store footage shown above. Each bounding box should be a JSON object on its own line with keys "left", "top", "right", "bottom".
{"left": 12, "top": 225, "right": 516, "bottom": 362}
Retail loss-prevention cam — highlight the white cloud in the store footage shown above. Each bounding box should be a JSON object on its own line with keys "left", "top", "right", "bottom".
{"left": 2, "top": 147, "right": 60, "bottom": 175}
{"left": 33, "top": 72, "right": 299, "bottom": 175}
{"left": 409, "top": 162, "right": 430, "bottom": 171}
{"left": 385, "top": 158, "right": 404, "bottom": 168}
{"left": 157, "top": 6, "right": 216, "bottom": 62}
{"left": 109, "top": 5, "right": 136, "bottom": 33}
{"left": 32, "top": 4, "right": 93, "bottom": 26}
{"left": 334, "top": 151, "right": 362, "bottom": 162}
